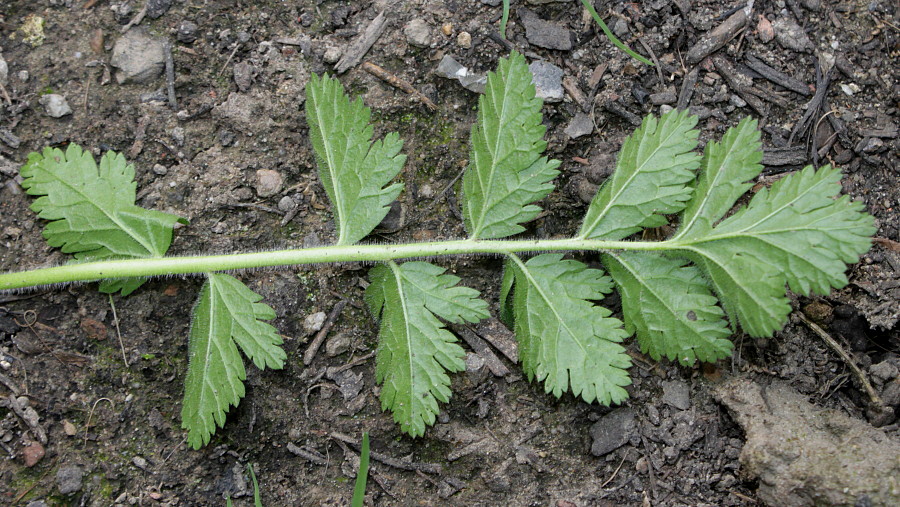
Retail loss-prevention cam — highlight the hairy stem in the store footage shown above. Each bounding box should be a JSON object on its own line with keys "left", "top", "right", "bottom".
{"left": 0, "top": 238, "right": 678, "bottom": 291}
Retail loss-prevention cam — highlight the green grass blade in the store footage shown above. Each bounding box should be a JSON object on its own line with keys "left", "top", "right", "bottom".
{"left": 580, "top": 0, "right": 653, "bottom": 66}
{"left": 500, "top": 0, "right": 510, "bottom": 39}
{"left": 249, "top": 463, "right": 263, "bottom": 507}
{"left": 351, "top": 432, "right": 370, "bottom": 507}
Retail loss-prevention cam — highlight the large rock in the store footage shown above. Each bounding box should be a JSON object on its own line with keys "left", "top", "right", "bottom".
{"left": 715, "top": 378, "right": 900, "bottom": 507}
{"left": 110, "top": 29, "right": 166, "bottom": 84}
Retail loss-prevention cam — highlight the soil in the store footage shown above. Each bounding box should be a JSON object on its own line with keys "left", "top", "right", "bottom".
{"left": 0, "top": 0, "right": 898, "bottom": 506}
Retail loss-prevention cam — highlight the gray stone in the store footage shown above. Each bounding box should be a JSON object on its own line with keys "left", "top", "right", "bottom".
{"left": 325, "top": 332, "right": 351, "bottom": 357}
{"left": 26, "top": 502, "right": 49, "bottom": 507}
{"left": 177, "top": 20, "right": 198, "bottom": 44}
{"left": 662, "top": 380, "right": 691, "bottom": 410}
{"left": 233, "top": 62, "right": 254, "bottom": 92}
{"left": 773, "top": 16, "right": 814, "bottom": 53}
{"left": 564, "top": 112, "right": 594, "bottom": 139}
{"left": 435, "top": 55, "right": 486, "bottom": 94}
{"left": 146, "top": 0, "right": 172, "bottom": 19}
{"left": 56, "top": 465, "right": 83, "bottom": 495}
{"left": 255, "top": 169, "right": 283, "bottom": 198}
{"left": 590, "top": 408, "right": 637, "bottom": 456}
{"left": 277, "top": 195, "right": 296, "bottom": 213}
{"left": 38, "top": 94, "right": 72, "bottom": 118}
{"left": 110, "top": 29, "right": 166, "bottom": 84}
{"left": 481, "top": 0, "right": 502, "bottom": 6}
{"left": 519, "top": 9, "right": 573, "bottom": 51}
{"left": 404, "top": 18, "right": 432, "bottom": 48}
{"left": 303, "top": 312, "right": 327, "bottom": 335}
{"left": 715, "top": 378, "right": 900, "bottom": 507}
{"left": 528, "top": 61, "right": 564, "bottom": 102}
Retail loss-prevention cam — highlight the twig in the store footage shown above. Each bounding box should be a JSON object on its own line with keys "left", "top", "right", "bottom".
{"left": 83, "top": 397, "right": 114, "bottom": 446}
{"left": 362, "top": 62, "right": 436, "bottom": 110}
{"left": 327, "top": 351, "right": 376, "bottom": 376}
{"left": 796, "top": 312, "right": 885, "bottom": 411}
{"left": 0, "top": 372, "right": 21, "bottom": 396}
{"left": 329, "top": 432, "right": 443, "bottom": 474}
{"left": 0, "top": 80, "right": 12, "bottom": 105}
{"left": 217, "top": 42, "right": 243, "bottom": 79}
{"left": 599, "top": 450, "right": 629, "bottom": 488}
{"left": 120, "top": 4, "right": 148, "bottom": 33}
{"left": 164, "top": 41, "right": 177, "bottom": 110}
{"left": 638, "top": 39, "right": 664, "bottom": 85}
{"left": 303, "top": 300, "right": 347, "bottom": 365}
{"left": 108, "top": 294, "right": 128, "bottom": 367}
{"left": 287, "top": 442, "right": 328, "bottom": 465}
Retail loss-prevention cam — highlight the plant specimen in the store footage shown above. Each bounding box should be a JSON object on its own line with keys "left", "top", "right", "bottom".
{"left": 0, "top": 53, "right": 874, "bottom": 448}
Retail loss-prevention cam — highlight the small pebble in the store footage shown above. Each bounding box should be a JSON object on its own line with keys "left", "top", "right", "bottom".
{"left": 277, "top": 195, "right": 296, "bottom": 212}
{"left": 177, "top": 20, "right": 198, "bottom": 44}
{"left": 757, "top": 15, "right": 775, "bottom": 43}
{"left": 441, "top": 22, "right": 453, "bottom": 36}
{"left": 304, "top": 312, "right": 327, "bottom": 335}
{"left": 56, "top": 465, "right": 83, "bottom": 495}
{"left": 152, "top": 164, "right": 168, "bottom": 175}
{"left": 528, "top": 61, "right": 564, "bottom": 102}
{"left": 323, "top": 45, "right": 342, "bottom": 64}
{"left": 325, "top": 332, "right": 351, "bottom": 357}
{"left": 404, "top": 18, "right": 432, "bottom": 47}
{"left": 22, "top": 441, "right": 45, "bottom": 467}
{"left": 39, "top": 94, "right": 73, "bottom": 118}
{"left": 457, "top": 31, "right": 472, "bottom": 49}
{"left": 62, "top": 420, "right": 77, "bottom": 436}
{"left": 255, "top": 169, "right": 283, "bottom": 198}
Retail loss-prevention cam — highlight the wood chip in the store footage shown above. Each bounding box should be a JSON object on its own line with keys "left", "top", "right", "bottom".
{"left": 452, "top": 325, "right": 510, "bottom": 377}
{"left": 745, "top": 54, "right": 812, "bottom": 96}
{"left": 335, "top": 11, "right": 387, "bottom": 74}
{"left": 685, "top": 8, "right": 749, "bottom": 65}
{"left": 474, "top": 318, "right": 518, "bottom": 363}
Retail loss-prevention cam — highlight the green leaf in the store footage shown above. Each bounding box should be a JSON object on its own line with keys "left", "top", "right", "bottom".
{"left": 578, "top": 109, "right": 700, "bottom": 240}
{"left": 462, "top": 52, "right": 560, "bottom": 239}
{"left": 676, "top": 165, "right": 876, "bottom": 337}
{"left": 505, "top": 254, "right": 631, "bottom": 405}
{"left": 674, "top": 117, "right": 763, "bottom": 240}
{"left": 602, "top": 252, "right": 732, "bottom": 365}
{"left": 19, "top": 144, "right": 186, "bottom": 295}
{"left": 306, "top": 73, "right": 405, "bottom": 245}
{"left": 182, "top": 273, "right": 286, "bottom": 449}
{"left": 366, "top": 261, "right": 488, "bottom": 436}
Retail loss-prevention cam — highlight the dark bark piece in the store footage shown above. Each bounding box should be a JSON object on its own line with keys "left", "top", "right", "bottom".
{"left": 684, "top": 8, "right": 749, "bottom": 65}
{"left": 677, "top": 67, "right": 699, "bottom": 110}
{"left": 712, "top": 56, "right": 768, "bottom": 116}
{"left": 474, "top": 318, "right": 518, "bottom": 363}
{"left": 335, "top": 11, "right": 387, "bottom": 74}
{"left": 452, "top": 325, "right": 510, "bottom": 377}
{"left": 745, "top": 54, "right": 812, "bottom": 96}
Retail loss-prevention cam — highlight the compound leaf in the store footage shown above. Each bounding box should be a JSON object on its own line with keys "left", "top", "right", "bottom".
{"left": 366, "top": 261, "right": 488, "bottom": 437}
{"left": 579, "top": 109, "right": 700, "bottom": 240}
{"left": 462, "top": 52, "right": 560, "bottom": 240}
{"left": 306, "top": 73, "right": 405, "bottom": 245}
{"left": 505, "top": 254, "right": 631, "bottom": 405}
{"left": 20, "top": 144, "right": 186, "bottom": 294}
{"left": 676, "top": 165, "right": 875, "bottom": 337}
{"left": 182, "top": 273, "right": 285, "bottom": 449}
{"left": 602, "top": 252, "right": 732, "bottom": 365}
{"left": 674, "top": 116, "right": 763, "bottom": 240}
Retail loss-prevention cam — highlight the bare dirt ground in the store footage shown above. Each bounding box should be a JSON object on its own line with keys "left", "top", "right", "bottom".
{"left": 0, "top": 0, "right": 898, "bottom": 505}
